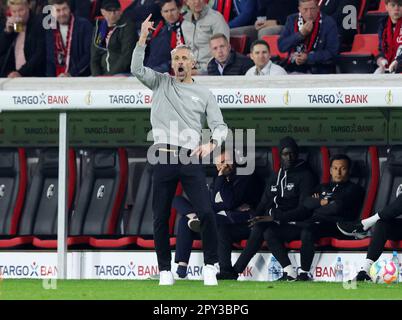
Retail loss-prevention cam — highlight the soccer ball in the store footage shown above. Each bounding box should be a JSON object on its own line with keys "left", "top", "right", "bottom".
{"left": 369, "top": 260, "right": 398, "bottom": 284}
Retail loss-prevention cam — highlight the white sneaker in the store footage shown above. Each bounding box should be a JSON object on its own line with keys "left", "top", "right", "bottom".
{"left": 159, "top": 270, "right": 175, "bottom": 286}
{"left": 203, "top": 264, "right": 218, "bottom": 286}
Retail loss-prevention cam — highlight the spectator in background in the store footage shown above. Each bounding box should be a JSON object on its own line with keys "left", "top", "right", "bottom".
{"left": 122, "top": 0, "right": 162, "bottom": 36}
{"left": 68, "top": 0, "right": 94, "bottom": 21}
{"left": 246, "top": 39, "right": 287, "bottom": 75}
{"left": 46, "top": 0, "right": 92, "bottom": 77}
{"left": 375, "top": 0, "right": 402, "bottom": 74}
{"left": 278, "top": 0, "right": 339, "bottom": 74}
{"left": 228, "top": 0, "right": 258, "bottom": 29}
{"left": 0, "top": 1, "right": 6, "bottom": 26}
{"left": 30, "top": 0, "right": 48, "bottom": 16}
{"left": 182, "top": 0, "right": 230, "bottom": 74}
{"left": 207, "top": 33, "right": 254, "bottom": 75}
{"left": 319, "top": 0, "right": 360, "bottom": 51}
{"left": 91, "top": 0, "right": 137, "bottom": 76}
{"left": 230, "top": 0, "right": 299, "bottom": 45}
{"left": 0, "top": 0, "right": 45, "bottom": 77}
{"left": 145, "top": 0, "right": 184, "bottom": 73}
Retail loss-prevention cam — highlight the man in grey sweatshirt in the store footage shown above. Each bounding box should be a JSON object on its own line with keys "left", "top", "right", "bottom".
{"left": 131, "top": 14, "right": 228, "bottom": 286}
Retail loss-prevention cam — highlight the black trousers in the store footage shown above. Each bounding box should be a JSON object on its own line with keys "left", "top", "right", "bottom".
{"left": 233, "top": 221, "right": 340, "bottom": 273}
{"left": 217, "top": 223, "right": 250, "bottom": 273}
{"left": 172, "top": 196, "right": 200, "bottom": 264}
{"left": 378, "top": 195, "right": 402, "bottom": 220}
{"left": 366, "top": 195, "right": 402, "bottom": 261}
{"left": 152, "top": 161, "right": 218, "bottom": 271}
{"left": 367, "top": 219, "right": 402, "bottom": 262}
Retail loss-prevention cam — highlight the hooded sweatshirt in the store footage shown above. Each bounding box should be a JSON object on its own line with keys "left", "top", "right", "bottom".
{"left": 255, "top": 159, "right": 317, "bottom": 223}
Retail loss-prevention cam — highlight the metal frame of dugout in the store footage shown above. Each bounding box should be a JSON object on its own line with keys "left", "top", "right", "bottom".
{"left": 0, "top": 78, "right": 401, "bottom": 279}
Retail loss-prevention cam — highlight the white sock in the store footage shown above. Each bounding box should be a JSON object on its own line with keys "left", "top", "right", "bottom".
{"left": 300, "top": 269, "right": 309, "bottom": 274}
{"left": 284, "top": 265, "right": 296, "bottom": 278}
{"left": 362, "top": 259, "right": 374, "bottom": 273}
{"left": 361, "top": 213, "right": 380, "bottom": 231}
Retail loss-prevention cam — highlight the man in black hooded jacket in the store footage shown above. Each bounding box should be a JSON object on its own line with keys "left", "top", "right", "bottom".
{"left": 218, "top": 136, "right": 317, "bottom": 279}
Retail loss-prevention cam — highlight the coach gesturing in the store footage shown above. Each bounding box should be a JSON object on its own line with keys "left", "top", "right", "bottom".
{"left": 131, "top": 14, "right": 228, "bottom": 286}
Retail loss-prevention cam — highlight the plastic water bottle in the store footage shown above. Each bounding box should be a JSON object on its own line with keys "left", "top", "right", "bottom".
{"left": 268, "top": 256, "right": 283, "bottom": 281}
{"left": 392, "top": 251, "right": 400, "bottom": 283}
{"left": 335, "top": 257, "right": 343, "bottom": 282}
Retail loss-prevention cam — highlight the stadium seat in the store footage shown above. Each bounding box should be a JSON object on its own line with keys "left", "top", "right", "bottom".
{"left": 261, "top": 35, "right": 288, "bottom": 62}
{"left": 33, "top": 148, "right": 128, "bottom": 248}
{"left": 362, "top": 1, "right": 387, "bottom": 34}
{"left": 337, "top": 34, "right": 379, "bottom": 73}
{"left": 71, "top": 148, "right": 128, "bottom": 234}
{"left": 119, "top": 0, "right": 133, "bottom": 12}
{"left": 330, "top": 146, "right": 380, "bottom": 249}
{"left": 131, "top": 163, "right": 179, "bottom": 248}
{"left": 25, "top": 149, "right": 81, "bottom": 248}
{"left": 215, "top": 0, "right": 232, "bottom": 22}
{"left": 230, "top": 35, "right": 249, "bottom": 54}
{"left": 0, "top": 148, "right": 29, "bottom": 248}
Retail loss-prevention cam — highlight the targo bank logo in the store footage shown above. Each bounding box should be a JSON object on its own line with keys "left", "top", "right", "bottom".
{"left": 308, "top": 92, "right": 368, "bottom": 104}
{"left": 108, "top": 92, "right": 152, "bottom": 105}
{"left": 214, "top": 91, "right": 267, "bottom": 105}
{"left": 12, "top": 93, "right": 69, "bottom": 105}
{"left": 0, "top": 262, "right": 57, "bottom": 277}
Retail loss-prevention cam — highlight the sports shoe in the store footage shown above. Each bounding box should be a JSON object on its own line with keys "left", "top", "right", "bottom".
{"left": 355, "top": 270, "right": 371, "bottom": 282}
{"left": 337, "top": 221, "right": 369, "bottom": 239}
{"left": 297, "top": 272, "right": 312, "bottom": 281}
{"left": 203, "top": 264, "right": 218, "bottom": 286}
{"left": 277, "top": 272, "right": 297, "bottom": 282}
{"left": 159, "top": 270, "right": 175, "bottom": 285}
{"left": 188, "top": 217, "right": 201, "bottom": 233}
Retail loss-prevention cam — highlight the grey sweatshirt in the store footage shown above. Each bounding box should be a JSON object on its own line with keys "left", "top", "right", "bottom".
{"left": 131, "top": 43, "right": 228, "bottom": 149}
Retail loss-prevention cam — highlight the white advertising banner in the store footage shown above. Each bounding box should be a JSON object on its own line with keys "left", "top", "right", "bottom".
{"left": 0, "top": 252, "right": 81, "bottom": 279}
{"left": 0, "top": 87, "right": 401, "bottom": 110}
{"left": 0, "top": 251, "right": 400, "bottom": 282}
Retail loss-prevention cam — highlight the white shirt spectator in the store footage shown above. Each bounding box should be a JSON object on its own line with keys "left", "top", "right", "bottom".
{"left": 246, "top": 61, "right": 287, "bottom": 76}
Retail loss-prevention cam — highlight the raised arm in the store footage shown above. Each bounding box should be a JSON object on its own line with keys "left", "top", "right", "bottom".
{"left": 131, "top": 14, "right": 164, "bottom": 90}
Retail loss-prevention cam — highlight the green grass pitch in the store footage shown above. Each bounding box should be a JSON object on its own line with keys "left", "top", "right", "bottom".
{"left": 0, "top": 280, "right": 401, "bottom": 300}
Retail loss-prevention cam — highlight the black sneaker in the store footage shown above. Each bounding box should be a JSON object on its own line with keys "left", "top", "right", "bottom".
{"left": 297, "top": 272, "right": 312, "bottom": 281}
{"left": 216, "top": 270, "right": 238, "bottom": 280}
{"left": 355, "top": 270, "right": 371, "bottom": 282}
{"left": 337, "top": 221, "right": 369, "bottom": 239}
{"left": 277, "top": 272, "right": 297, "bottom": 282}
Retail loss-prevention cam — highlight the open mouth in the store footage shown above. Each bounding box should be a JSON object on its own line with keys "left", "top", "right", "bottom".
{"left": 178, "top": 67, "right": 184, "bottom": 73}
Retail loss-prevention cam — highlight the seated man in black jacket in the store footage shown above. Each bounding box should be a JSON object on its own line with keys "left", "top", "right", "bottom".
{"left": 207, "top": 33, "right": 254, "bottom": 76}
{"left": 263, "top": 154, "right": 364, "bottom": 281}
{"left": 219, "top": 136, "right": 317, "bottom": 280}
{"left": 0, "top": 0, "right": 45, "bottom": 77}
{"left": 173, "top": 147, "right": 263, "bottom": 279}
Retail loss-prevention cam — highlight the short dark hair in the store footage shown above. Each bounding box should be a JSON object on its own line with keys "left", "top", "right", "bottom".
{"left": 250, "top": 40, "right": 270, "bottom": 53}
{"left": 48, "top": 0, "right": 70, "bottom": 6}
{"left": 159, "top": 0, "right": 181, "bottom": 9}
{"left": 330, "top": 154, "right": 352, "bottom": 169}
{"left": 209, "top": 33, "right": 229, "bottom": 43}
